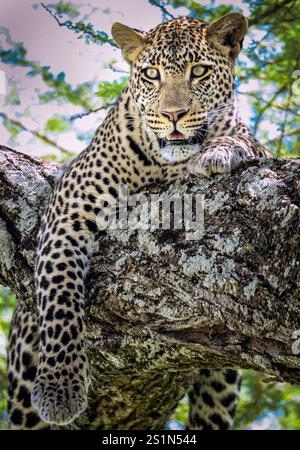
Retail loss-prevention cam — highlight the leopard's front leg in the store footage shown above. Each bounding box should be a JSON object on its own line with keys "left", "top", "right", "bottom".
{"left": 31, "top": 164, "right": 120, "bottom": 425}
{"left": 32, "top": 216, "right": 92, "bottom": 425}
{"left": 188, "top": 136, "right": 268, "bottom": 178}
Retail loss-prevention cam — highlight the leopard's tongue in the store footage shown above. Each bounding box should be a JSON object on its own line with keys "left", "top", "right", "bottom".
{"left": 167, "top": 131, "right": 187, "bottom": 140}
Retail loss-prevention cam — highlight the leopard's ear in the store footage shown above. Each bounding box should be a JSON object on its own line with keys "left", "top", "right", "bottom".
{"left": 111, "top": 22, "right": 146, "bottom": 64}
{"left": 206, "top": 12, "right": 248, "bottom": 59}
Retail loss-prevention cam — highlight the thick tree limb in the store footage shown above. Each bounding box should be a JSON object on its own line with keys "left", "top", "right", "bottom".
{"left": 0, "top": 145, "right": 299, "bottom": 429}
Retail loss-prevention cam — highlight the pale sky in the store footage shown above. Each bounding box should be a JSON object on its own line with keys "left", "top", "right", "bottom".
{"left": 0, "top": 0, "right": 278, "bottom": 158}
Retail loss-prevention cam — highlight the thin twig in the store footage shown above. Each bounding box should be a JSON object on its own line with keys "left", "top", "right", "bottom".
{"left": 247, "top": 93, "right": 300, "bottom": 118}
{"left": 67, "top": 103, "right": 114, "bottom": 121}
{"left": 248, "top": 0, "right": 295, "bottom": 26}
{"left": 253, "top": 84, "right": 288, "bottom": 136}
{"left": 148, "top": 0, "right": 175, "bottom": 21}
{"left": 276, "top": 88, "right": 292, "bottom": 157}
{"left": 263, "top": 128, "right": 300, "bottom": 146}
{"left": 41, "top": 2, "right": 117, "bottom": 47}
{"left": 0, "top": 112, "right": 73, "bottom": 156}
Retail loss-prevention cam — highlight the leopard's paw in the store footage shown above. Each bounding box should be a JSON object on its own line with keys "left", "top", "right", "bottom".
{"left": 31, "top": 366, "right": 90, "bottom": 425}
{"left": 188, "top": 146, "right": 248, "bottom": 178}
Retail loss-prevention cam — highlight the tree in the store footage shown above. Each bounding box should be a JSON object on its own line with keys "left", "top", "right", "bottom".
{"left": 0, "top": 144, "right": 299, "bottom": 429}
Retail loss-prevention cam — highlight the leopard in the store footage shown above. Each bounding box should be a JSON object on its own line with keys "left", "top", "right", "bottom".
{"left": 7, "top": 12, "right": 270, "bottom": 430}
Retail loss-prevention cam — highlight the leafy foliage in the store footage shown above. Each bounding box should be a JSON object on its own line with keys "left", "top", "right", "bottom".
{"left": 45, "top": 1, "right": 80, "bottom": 18}
{"left": 0, "top": 28, "right": 93, "bottom": 109}
{"left": 95, "top": 77, "right": 128, "bottom": 102}
{"left": 41, "top": 2, "right": 117, "bottom": 47}
{"left": 236, "top": 371, "right": 300, "bottom": 430}
{"left": 45, "top": 116, "right": 71, "bottom": 133}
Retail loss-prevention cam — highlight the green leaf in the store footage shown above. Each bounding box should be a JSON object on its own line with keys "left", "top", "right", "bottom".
{"left": 44, "top": 116, "right": 71, "bottom": 133}
{"left": 95, "top": 77, "right": 127, "bottom": 102}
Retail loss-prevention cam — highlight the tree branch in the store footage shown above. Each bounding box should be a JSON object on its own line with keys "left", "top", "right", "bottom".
{"left": 248, "top": 0, "right": 296, "bottom": 26}
{"left": 66, "top": 103, "right": 115, "bottom": 121}
{"left": 41, "top": 3, "right": 117, "bottom": 47}
{"left": 0, "top": 145, "right": 300, "bottom": 429}
{"left": 263, "top": 128, "right": 300, "bottom": 146}
{"left": 148, "top": 0, "right": 175, "bottom": 20}
{"left": 0, "top": 112, "right": 73, "bottom": 156}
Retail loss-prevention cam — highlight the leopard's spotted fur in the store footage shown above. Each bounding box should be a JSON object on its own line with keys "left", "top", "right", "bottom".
{"left": 7, "top": 13, "right": 270, "bottom": 430}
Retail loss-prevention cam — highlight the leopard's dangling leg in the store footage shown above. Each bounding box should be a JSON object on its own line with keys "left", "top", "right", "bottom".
{"left": 7, "top": 302, "right": 49, "bottom": 429}
{"left": 187, "top": 369, "right": 242, "bottom": 430}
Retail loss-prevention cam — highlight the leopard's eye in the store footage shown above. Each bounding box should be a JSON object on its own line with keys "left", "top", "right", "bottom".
{"left": 191, "top": 65, "right": 211, "bottom": 79}
{"left": 143, "top": 67, "right": 160, "bottom": 80}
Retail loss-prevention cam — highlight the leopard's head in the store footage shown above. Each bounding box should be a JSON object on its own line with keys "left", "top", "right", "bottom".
{"left": 112, "top": 14, "right": 247, "bottom": 162}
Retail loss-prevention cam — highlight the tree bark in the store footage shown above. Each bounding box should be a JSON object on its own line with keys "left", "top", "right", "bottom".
{"left": 0, "top": 145, "right": 299, "bottom": 429}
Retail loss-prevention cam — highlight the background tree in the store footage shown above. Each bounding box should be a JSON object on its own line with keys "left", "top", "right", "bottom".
{"left": 0, "top": 0, "right": 300, "bottom": 429}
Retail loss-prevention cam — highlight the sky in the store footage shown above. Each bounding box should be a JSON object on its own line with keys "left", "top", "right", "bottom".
{"left": 0, "top": 0, "right": 277, "bottom": 158}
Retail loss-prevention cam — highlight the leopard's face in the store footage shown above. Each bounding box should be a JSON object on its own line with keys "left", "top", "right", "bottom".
{"left": 131, "top": 21, "right": 234, "bottom": 141}
{"left": 112, "top": 15, "right": 247, "bottom": 161}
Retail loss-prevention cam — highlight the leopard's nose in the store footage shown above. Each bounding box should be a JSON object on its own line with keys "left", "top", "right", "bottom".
{"left": 160, "top": 108, "right": 189, "bottom": 123}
